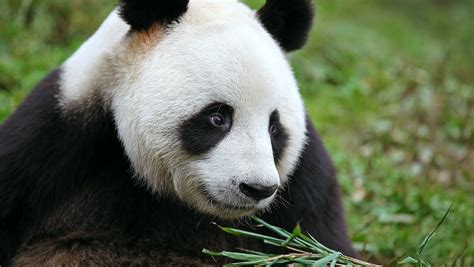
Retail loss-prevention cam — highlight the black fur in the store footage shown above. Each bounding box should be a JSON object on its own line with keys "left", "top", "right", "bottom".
{"left": 269, "top": 110, "right": 288, "bottom": 163}
{"left": 257, "top": 0, "right": 314, "bottom": 52}
{"left": 0, "top": 70, "right": 128, "bottom": 264}
{"left": 119, "top": 0, "right": 189, "bottom": 31}
{"left": 0, "top": 71, "right": 356, "bottom": 265}
{"left": 179, "top": 103, "right": 233, "bottom": 156}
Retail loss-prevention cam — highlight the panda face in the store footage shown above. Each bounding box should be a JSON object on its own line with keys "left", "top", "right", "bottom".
{"left": 61, "top": 1, "right": 308, "bottom": 219}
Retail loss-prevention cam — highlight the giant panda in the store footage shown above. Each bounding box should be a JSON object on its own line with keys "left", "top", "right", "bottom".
{"left": 0, "top": 0, "right": 357, "bottom": 265}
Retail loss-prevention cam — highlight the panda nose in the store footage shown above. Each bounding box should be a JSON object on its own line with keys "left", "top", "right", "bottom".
{"left": 239, "top": 183, "right": 278, "bottom": 201}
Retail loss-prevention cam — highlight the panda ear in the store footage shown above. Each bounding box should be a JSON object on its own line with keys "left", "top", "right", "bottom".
{"left": 119, "top": 0, "right": 189, "bottom": 31}
{"left": 257, "top": 0, "right": 314, "bottom": 52}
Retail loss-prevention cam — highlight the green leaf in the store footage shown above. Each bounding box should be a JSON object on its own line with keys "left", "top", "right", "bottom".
{"left": 307, "top": 233, "right": 334, "bottom": 251}
{"left": 311, "top": 252, "right": 341, "bottom": 267}
{"left": 203, "top": 249, "right": 269, "bottom": 262}
{"left": 418, "top": 234, "right": 436, "bottom": 255}
{"left": 417, "top": 203, "right": 453, "bottom": 256}
{"left": 398, "top": 256, "right": 419, "bottom": 264}
{"left": 251, "top": 216, "right": 292, "bottom": 238}
{"left": 218, "top": 226, "right": 283, "bottom": 244}
{"left": 299, "top": 234, "right": 331, "bottom": 253}
{"left": 292, "top": 223, "right": 302, "bottom": 236}
{"left": 220, "top": 251, "right": 269, "bottom": 261}
{"left": 420, "top": 259, "right": 432, "bottom": 267}
{"left": 202, "top": 248, "right": 223, "bottom": 257}
{"left": 293, "top": 257, "right": 318, "bottom": 264}
{"left": 263, "top": 239, "right": 307, "bottom": 250}
{"left": 281, "top": 224, "right": 301, "bottom": 247}
{"left": 230, "top": 259, "right": 270, "bottom": 266}
{"left": 206, "top": 217, "right": 378, "bottom": 266}
{"left": 237, "top": 248, "right": 270, "bottom": 256}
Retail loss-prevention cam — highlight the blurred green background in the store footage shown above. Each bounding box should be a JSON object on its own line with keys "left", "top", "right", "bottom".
{"left": 1, "top": 0, "right": 473, "bottom": 265}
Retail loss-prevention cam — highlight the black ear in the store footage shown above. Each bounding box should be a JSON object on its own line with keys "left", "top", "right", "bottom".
{"left": 257, "top": 0, "right": 314, "bottom": 52}
{"left": 119, "top": 0, "right": 189, "bottom": 31}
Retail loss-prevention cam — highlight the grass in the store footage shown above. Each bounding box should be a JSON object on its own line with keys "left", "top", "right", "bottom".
{"left": 1, "top": 0, "right": 473, "bottom": 265}
{"left": 397, "top": 203, "right": 454, "bottom": 267}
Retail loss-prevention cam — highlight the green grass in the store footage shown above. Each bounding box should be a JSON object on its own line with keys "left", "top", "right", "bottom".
{"left": 1, "top": 0, "right": 473, "bottom": 265}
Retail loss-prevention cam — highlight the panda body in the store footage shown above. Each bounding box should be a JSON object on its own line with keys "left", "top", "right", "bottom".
{"left": 0, "top": 0, "right": 356, "bottom": 265}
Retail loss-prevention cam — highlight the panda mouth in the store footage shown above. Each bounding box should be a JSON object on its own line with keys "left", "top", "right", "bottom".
{"left": 207, "top": 196, "right": 256, "bottom": 211}
{"left": 199, "top": 186, "right": 256, "bottom": 211}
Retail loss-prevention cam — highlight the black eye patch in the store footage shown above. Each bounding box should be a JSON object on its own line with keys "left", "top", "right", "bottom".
{"left": 269, "top": 110, "right": 289, "bottom": 163}
{"left": 179, "top": 103, "right": 233, "bottom": 156}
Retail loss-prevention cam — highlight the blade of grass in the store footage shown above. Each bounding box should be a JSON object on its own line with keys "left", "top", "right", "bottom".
{"left": 417, "top": 203, "right": 453, "bottom": 256}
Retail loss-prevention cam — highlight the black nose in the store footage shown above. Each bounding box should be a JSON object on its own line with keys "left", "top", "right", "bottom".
{"left": 239, "top": 183, "right": 278, "bottom": 201}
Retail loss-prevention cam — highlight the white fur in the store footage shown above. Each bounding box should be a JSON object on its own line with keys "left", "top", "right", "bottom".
{"left": 59, "top": 11, "right": 129, "bottom": 106}
{"left": 59, "top": 1, "right": 307, "bottom": 218}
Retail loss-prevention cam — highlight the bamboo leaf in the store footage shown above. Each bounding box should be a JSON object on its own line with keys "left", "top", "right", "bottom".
{"left": 220, "top": 251, "right": 269, "bottom": 261}
{"left": 205, "top": 217, "right": 379, "bottom": 266}
{"left": 292, "top": 223, "right": 302, "bottom": 236}
{"left": 218, "top": 226, "right": 283, "bottom": 243}
{"left": 230, "top": 259, "right": 270, "bottom": 265}
{"left": 237, "top": 248, "right": 270, "bottom": 256}
{"left": 202, "top": 248, "right": 223, "bottom": 257}
{"left": 294, "top": 258, "right": 319, "bottom": 264}
{"left": 251, "top": 216, "right": 292, "bottom": 238}
{"left": 311, "top": 252, "right": 341, "bottom": 267}
{"left": 281, "top": 224, "right": 301, "bottom": 247}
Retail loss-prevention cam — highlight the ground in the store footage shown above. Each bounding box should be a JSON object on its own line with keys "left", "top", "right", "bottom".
{"left": 1, "top": 0, "right": 473, "bottom": 265}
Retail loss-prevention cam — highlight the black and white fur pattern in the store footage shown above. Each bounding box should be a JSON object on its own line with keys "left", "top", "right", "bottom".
{"left": 0, "top": 0, "right": 356, "bottom": 265}
{"left": 61, "top": 1, "right": 307, "bottom": 219}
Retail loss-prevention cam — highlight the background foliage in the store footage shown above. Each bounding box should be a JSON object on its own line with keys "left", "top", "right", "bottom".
{"left": 1, "top": 0, "right": 473, "bottom": 265}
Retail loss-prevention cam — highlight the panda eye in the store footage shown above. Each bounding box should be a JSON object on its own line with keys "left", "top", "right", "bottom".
{"left": 209, "top": 113, "right": 225, "bottom": 127}
{"left": 180, "top": 103, "right": 233, "bottom": 155}
{"left": 269, "top": 123, "right": 278, "bottom": 135}
{"left": 204, "top": 103, "right": 233, "bottom": 131}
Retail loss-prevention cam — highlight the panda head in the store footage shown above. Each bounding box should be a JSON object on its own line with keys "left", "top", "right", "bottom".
{"left": 61, "top": 0, "right": 313, "bottom": 219}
